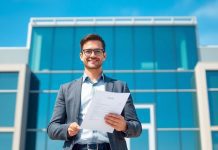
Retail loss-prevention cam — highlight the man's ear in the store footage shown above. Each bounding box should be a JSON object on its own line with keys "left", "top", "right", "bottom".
{"left": 103, "top": 52, "right": 107, "bottom": 61}
{"left": 80, "top": 53, "right": 83, "bottom": 61}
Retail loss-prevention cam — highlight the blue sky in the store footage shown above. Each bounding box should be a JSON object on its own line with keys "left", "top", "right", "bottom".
{"left": 0, "top": 0, "right": 217, "bottom": 46}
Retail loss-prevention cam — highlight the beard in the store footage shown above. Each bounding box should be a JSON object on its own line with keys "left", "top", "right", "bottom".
{"left": 84, "top": 59, "right": 103, "bottom": 70}
{"left": 84, "top": 63, "right": 102, "bottom": 69}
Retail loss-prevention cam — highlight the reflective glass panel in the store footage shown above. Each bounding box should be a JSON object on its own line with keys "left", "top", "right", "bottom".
{"left": 114, "top": 73, "right": 134, "bottom": 90}
{"left": 154, "top": 26, "right": 176, "bottom": 69}
{"left": 133, "top": 26, "right": 154, "bottom": 70}
{"left": 181, "top": 131, "right": 201, "bottom": 150}
{"left": 50, "top": 73, "right": 81, "bottom": 90}
{"left": 156, "top": 93, "right": 179, "bottom": 127}
{"left": 155, "top": 72, "right": 176, "bottom": 89}
{"left": 178, "top": 92, "right": 198, "bottom": 127}
{"left": 175, "top": 26, "right": 198, "bottom": 69}
{"left": 212, "top": 131, "right": 218, "bottom": 150}
{"left": 207, "top": 71, "right": 218, "bottom": 88}
{"left": 208, "top": 91, "right": 218, "bottom": 126}
{"left": 136, "top": 108, "right": 150, "bottom": 123}
{"left": 30, "top": 73, "right": 50, "bottom": 90}
{"left": 157, "top": 131, "right": 180, "bottom": 150}
{"left": 51, "top": 27, "right": 75, "bottom": 70}
{"left": 177, "top": 72, "right": 196, "bottom": 89}
{"left": 0, "top": 93, "right": 16, "bottom": 127}
{"left": 104, "top": 73, "right": 116, "bottom": 80}
{"left": 29, "top": 27, "right": 54, "bottom": 71}
{"left": 135, "top": 73, "right": 154, "bottom": 89}
{"left": 25, "top": 131, "right": 46, "bottom": 150}
{"left": 130, "top": 129, "right": 149, "bottom": 150}
{"left": 132, "top": 92, "right": 155, "bottom": 104}
{"left": 114, "top": 26, "right": 133, "bottom": 70}
{"left": 27, "top": 93, "right": 49, "bottom": 128}
{"left": 0, "top": 132, "right": 13, "bottom": 150}
{"left": 30, "top": 73, "right": 83, "bottom": 91}
{"left": 0, "top": 72, "right": 18, "bottom": 90}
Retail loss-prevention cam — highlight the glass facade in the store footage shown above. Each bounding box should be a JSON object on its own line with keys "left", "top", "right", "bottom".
{"left": 29, "top": 26, "right": 198, "bottom": 71}
{"left": 25, "top": 24, "right": 200, "bottom": 150}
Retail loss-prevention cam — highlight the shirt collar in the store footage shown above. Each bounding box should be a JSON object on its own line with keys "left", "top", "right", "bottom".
{"left": 82, "top": 72, "right": 105, "bottom": 83}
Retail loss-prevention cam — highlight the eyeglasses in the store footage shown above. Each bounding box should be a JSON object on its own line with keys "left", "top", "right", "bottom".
{"left": 82, "top": 49, "right": 104, "bottom": 57}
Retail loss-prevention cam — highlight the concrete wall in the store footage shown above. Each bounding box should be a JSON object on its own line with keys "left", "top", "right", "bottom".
{"left": 200, "top": 46, "right": 218, "bottom": 62}
{"left": 0, "top": 47, "right": 28, "bottom": 64}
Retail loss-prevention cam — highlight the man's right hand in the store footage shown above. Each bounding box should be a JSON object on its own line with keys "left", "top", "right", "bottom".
{"left": 67, "top": 122, "right": 80, "bottom": 137}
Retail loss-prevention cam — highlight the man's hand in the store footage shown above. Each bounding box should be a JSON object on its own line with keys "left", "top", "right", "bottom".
{"left": 104, "top": 113, "right": 127, "bottom": 132}
{"left": 67, "top": 122, "right": 80, "bottom": 137}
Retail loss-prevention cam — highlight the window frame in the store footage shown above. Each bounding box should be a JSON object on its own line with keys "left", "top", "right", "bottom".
{"left": 195, "top": 62, "right": 218, "bottom": 150}
{"left": 0, "top": 64, "right": 30, "bottom": 150}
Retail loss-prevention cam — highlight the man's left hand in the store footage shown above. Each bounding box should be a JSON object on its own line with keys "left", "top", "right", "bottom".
{"left": 104, "top": 113, "right": 127, "bottom": 132}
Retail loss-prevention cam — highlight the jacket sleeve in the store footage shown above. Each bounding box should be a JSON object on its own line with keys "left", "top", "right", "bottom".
{"left": 121, "top": 83, "right": 142, "bottom": 138}
{"left": 47, "top": 85, "right": 72, "bottom": 141}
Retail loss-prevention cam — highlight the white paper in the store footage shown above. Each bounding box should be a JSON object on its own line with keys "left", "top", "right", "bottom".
{"left": 81, "top": 91, "right": 130, "bottom": 133}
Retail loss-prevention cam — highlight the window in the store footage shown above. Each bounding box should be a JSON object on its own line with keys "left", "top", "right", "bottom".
{"left": 212, "top": 131, "right": 218, "bottom": 150}
{"left": 0, "top": 133, "right": 13, "bottom": 150}
{"left": 133, "top": 26, "right": 154, "bottom": 70}
{"left": 178, "top": 92, "right": 198, "bottom": 127}
{"left": 154, "top": 26, "right": 176, "bottom": 69}
{"left": 114, "top": 26, "right": 134, "bottom": 70}
{"left": 157, "top": 131, "right": 180, "bottom": 150}
{"left": 156, "top": 92, "right": 179, "bottom": 127}
{"left": 0, "top": 65, "right": 30, "bottom": 150}
{"left": 0, "top": 93, "right": 16, "bottom": 127}
{"left": 175, "top": 26, "right": 198, "bottom": 69}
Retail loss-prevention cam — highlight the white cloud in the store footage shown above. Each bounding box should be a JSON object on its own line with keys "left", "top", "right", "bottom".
{"left": 192, "top": 1, "right": 218, "bottom": 18}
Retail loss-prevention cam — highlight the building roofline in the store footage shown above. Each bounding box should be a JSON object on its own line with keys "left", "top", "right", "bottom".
{"left": 30, "top": 16, "right": 197, "bottom": 27}
{"left": 0, "top": 47, "right": 28, "bottom": 50}
{"left": 200, "top": 45, "right": 218, "bottom": 48}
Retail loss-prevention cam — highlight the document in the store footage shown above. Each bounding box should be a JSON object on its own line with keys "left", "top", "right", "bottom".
{"left": 81, "top": 91, "right": 130, "bottom": 133}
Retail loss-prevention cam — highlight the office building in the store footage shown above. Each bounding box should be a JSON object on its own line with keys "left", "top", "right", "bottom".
{"left": 0, "top": 17, "right": 218, "bottom": 150}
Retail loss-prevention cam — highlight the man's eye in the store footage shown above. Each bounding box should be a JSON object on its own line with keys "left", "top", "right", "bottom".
{"left": 94, "top": 50, "right": 101, "bottom": 53}
{"left": 85, "top": 50, "right": 92, "bottom": 53}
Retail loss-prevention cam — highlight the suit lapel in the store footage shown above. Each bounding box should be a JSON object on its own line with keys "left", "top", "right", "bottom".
{"left": 105, "top": 75, "right": 114, "bottom": 92}
{"left": 73, "top": 78, "right": 83, "bottom": 121}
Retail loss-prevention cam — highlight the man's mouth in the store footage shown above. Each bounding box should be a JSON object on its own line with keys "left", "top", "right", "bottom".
{"left": 88, "top": 58, "right": 99, "bottom": 62}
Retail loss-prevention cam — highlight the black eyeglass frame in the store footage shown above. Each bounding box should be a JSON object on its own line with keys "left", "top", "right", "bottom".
{"left": 82, "top": 48, "right": 105, "bottom": 57}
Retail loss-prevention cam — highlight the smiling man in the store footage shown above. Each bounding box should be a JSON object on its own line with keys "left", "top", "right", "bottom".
{"left": 47, "top": 34, "right": 142, "bottom": 150}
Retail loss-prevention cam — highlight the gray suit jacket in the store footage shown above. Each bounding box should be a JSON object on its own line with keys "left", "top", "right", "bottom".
{"left": 47, "top": 75, "right": 142, "bottom": 150}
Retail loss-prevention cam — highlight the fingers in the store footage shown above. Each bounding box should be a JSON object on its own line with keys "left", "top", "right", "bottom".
{"left": 104, "top": 113, "right": 127, "bottom": 132}
{"left": 105, "top": 114, "right": 120, "bottom": 123}
{"left": 67, "top": 122, "right": 80, "bottom": 137}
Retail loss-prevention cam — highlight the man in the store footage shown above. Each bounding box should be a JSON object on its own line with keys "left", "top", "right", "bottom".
{"left": 47, "top": 34, "right": 142, "bottom": 150}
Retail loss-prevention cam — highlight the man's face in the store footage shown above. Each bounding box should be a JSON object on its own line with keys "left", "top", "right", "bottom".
{"left": 80, "top": 40, "right": 106, "bottom": 70}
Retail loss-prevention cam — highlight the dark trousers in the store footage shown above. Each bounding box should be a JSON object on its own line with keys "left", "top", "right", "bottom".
{"left": 72, "top": 143, "right": 111, "bottom": 150}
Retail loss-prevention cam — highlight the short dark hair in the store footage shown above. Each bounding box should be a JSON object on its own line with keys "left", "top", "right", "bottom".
{"left": 80, "top": 34, "right": 105, "bottom": 52}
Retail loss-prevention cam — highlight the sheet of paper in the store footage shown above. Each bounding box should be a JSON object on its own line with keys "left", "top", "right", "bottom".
{"left": 81, "top": 91, "right": 130, "bottom": 133}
